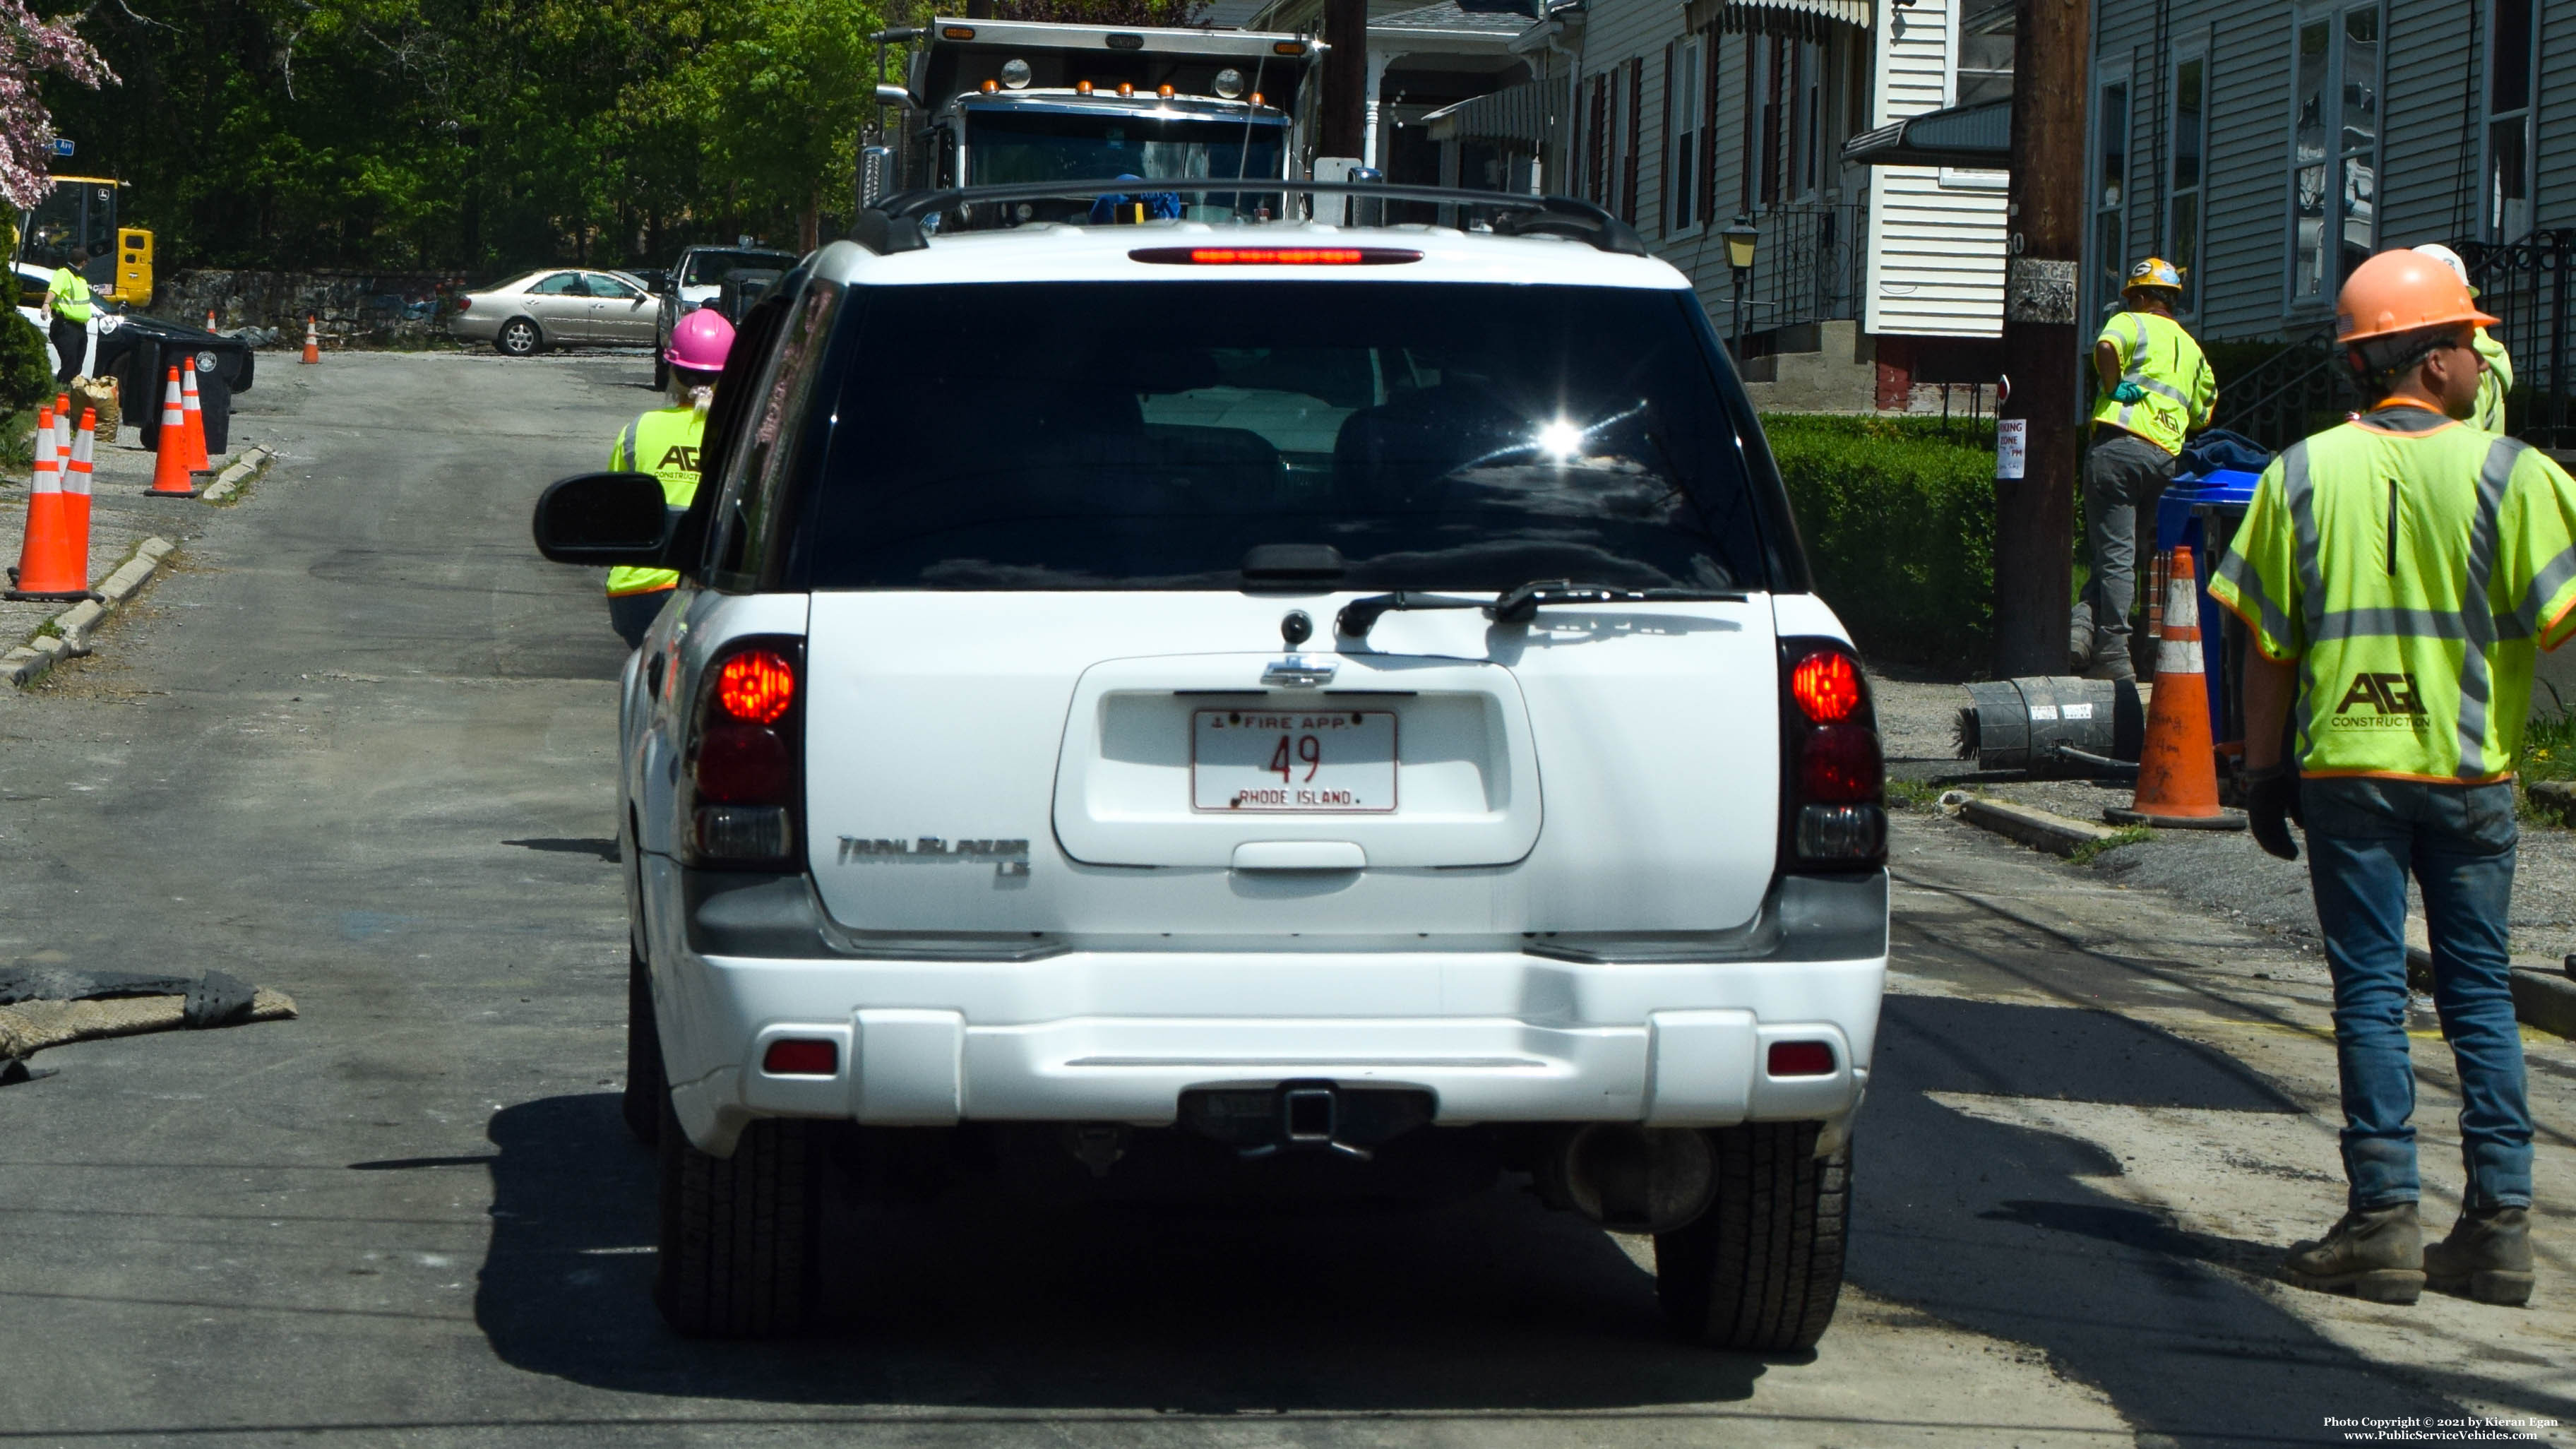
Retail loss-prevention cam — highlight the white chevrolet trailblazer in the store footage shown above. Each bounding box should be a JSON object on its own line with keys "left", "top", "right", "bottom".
{"left": 535, "top": 181, "right": 1889, "bottom": 1349}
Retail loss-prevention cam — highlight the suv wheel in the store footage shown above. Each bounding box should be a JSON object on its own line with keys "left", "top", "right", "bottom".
{"left": 496, "top": 318, "right": 542, "bottom": 357}
{"left": 621, "top": 947, "right": 664, "bottom": 1147}
{"left": 656, "top": 1100, "right": 823, "bottom": 1338}
{"left": 1653, "top": 1123, "right": 1849, "bottom": 1352}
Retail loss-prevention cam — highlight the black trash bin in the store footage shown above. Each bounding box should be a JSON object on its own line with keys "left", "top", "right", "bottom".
{"left": 124, "top": 344, "right": 230, "bottom": 455}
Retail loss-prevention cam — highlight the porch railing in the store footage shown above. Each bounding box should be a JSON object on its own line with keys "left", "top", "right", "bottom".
{"left": 2460, "top": 229, "right": 2576, "bottom": 449}
{"left": 1741, "top": 199, "right": 1865, "bottom": 333}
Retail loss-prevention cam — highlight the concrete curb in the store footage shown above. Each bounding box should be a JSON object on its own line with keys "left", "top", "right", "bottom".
{"left": 1, "top": 536, "right": 174, "bottom": 687}
{"left": 1957, "top": 797, "right": 2128, "bottom": 858}
{"left": 2402, "top": 915, "right": 2576, "bottom": 1039}
{"left": 2528, "top": 779, "right": 2576, "bottom": 825}
{"left": 201, "top": 446, "right": 274, "bottom": 504}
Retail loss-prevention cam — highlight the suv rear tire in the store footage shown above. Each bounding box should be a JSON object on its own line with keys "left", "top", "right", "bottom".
{"left": 621, "top": 948, "right": 663, "bottom": 1147}
{"left": 656, "top": 1102, "right": 824, "bottom": 1338}
{"left": 1653, "top": 1122, "right": 1849, "bottom": 1352}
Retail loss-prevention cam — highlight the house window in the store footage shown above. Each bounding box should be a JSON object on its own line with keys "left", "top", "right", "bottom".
{"left": 2092, "top": 78, "right": 2129, "bottom": 322}
{"left": 2170, "top": 54, "right": 2206, "bottom": 311}
{"left": 2483, "top": 0, "right": 2538, "bottom": 241}
{"left": 2288, "top": 6, "right": 2381, "bottom": 306}
{"left": 1670, "top": 36, "right": 1703, "bottom": 232}
{"left": 1744, "top": 34, "right": 1823, "bottom": 206}
{"left": 1957, "top": 1, "right": 2015, "bottom": 107}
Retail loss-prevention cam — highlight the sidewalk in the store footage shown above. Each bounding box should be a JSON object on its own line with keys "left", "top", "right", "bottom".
{"left": 0, "top": 423, "right": 261, "bottom": 663}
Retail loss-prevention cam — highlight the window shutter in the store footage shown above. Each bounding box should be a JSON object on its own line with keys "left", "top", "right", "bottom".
{"left": 1703, "top": 29, "right": 1723, "bottom": 223}
{"left": 1662, "top": 42, "right": 1677, "bottom": 234}
{"left": 1625, "top": 56, "right": 1645, "bottom": 223}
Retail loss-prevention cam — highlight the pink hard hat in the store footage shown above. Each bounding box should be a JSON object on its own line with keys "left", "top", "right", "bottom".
{"left": 664, "top": 307, "right": 735, "bottom": 374}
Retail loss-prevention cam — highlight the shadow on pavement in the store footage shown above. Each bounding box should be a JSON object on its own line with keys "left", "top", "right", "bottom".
{"left": 470, "top": 996, "right": 2493, "bottom": 1436}
{"left": 472, "top": 1095, "right": 1768, "bottom": 1414}
{"left": 1850, "top": 994, "right": 2483, "bottom": 1446}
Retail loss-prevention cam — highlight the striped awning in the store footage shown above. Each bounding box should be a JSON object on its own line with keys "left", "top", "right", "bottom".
{"left": 1716, "top": 0, "right": 1871, "bottom": 35}
{"left": 1420, "top": 80, "right": 1553, "bottom": 146}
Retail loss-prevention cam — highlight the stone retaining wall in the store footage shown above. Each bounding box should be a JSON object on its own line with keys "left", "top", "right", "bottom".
{"left": 157, "top": 270, "right": 473, "bottom": 347}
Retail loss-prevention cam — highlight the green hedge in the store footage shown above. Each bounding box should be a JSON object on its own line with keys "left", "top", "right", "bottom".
{"left": 1760, "top": 415, "right": 1996, "bottom": 673}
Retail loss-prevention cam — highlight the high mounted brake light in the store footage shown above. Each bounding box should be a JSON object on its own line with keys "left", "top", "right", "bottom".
{"left": 1128, "top": 247, "right": 1423, "bottom": 266}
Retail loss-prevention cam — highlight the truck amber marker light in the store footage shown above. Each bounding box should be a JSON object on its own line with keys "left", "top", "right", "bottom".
{"left": 1128, "top": 247, "right": 1423, "bottom": 266}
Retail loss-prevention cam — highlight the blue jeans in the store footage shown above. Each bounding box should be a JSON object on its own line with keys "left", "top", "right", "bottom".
{"left": 2303, "top": 777, "right": 2532, "bottom": 1211}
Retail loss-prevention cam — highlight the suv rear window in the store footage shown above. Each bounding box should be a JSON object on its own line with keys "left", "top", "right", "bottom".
{"left": 789, "top": 281, "right": 1782, "bottom": 592}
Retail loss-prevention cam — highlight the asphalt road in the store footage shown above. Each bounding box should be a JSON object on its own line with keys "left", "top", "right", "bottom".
{"left": 0, "top": 353, "right": 2567, "bottom": 1447}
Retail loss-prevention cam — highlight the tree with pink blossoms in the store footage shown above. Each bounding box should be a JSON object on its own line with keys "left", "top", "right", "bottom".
{"left": 0, "top": 0, "right": 111, "bottom": 211}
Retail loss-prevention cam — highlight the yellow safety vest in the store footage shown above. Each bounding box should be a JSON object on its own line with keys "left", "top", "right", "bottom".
{"left": 2474, "top": 328, "right": 2513, "bottom": 436}
{"left": 2210, "top": 402, "right": 2576, "bottom": 782}
{"left": 2091, "top": 309, "right": 2216, "bottom": 457}
{"left": 604, "top": 405, "right": 705, "bottom": 597}
{"left": 48, "top": 268, "right": 90, "bottom": 323}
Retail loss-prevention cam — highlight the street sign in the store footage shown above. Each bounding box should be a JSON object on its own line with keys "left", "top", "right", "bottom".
{"left": 49, "top": 138, "right": 73, "bottom": 157}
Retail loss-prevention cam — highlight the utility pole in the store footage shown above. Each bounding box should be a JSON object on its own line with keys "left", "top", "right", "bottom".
{"left": 1320, "top": 0, "right": 1368, "bottom": 163}
{"left": 1991, "top": 0, "right": 2091, "bottom": 679}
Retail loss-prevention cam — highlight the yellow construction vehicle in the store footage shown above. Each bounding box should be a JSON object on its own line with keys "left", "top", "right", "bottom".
{"left": 14, "top": 174, "right": 152, "bottom": 311}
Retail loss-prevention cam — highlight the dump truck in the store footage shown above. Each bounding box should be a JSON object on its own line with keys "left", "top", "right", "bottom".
{"left": 869, "top": 18, "right": 1328, "bottom": 223}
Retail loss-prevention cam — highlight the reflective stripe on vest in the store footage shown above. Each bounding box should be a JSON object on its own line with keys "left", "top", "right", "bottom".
{"left": 604, "top": 406, "right": 706, "bottom": 597}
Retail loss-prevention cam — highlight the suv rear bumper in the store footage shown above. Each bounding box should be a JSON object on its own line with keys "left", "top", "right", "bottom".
{"left": 644, "top": 864, "right": 1885, "bottom": 1155}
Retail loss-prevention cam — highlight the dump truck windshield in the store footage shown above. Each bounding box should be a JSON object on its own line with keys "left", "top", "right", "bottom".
{"left": 967, "top": 106, "right": 1287, "bottom": 186}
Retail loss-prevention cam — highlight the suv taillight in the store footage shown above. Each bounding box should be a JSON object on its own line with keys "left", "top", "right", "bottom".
{"left": 681, "top": 638, "right": 804, "bottom": 867}
{"left": 1780, "top": 640, "right": 1885, "bottom": 869}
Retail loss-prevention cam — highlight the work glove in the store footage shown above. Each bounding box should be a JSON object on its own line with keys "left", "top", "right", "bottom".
{"left": 2246, "top": 765, "right": 2301, "bottom": 861}
{"left": 2112, "top": 381, "right": 2149, "bottom": 405}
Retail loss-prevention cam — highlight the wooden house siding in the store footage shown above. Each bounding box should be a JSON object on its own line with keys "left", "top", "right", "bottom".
{"left": 1864, "top": 0, "right": 2006, "bottom": 337}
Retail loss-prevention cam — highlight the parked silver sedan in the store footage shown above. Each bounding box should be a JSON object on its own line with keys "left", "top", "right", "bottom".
{"left": 451, "top": 268, "right": 659, "bottom": 356}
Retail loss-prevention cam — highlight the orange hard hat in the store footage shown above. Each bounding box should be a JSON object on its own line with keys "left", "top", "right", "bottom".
{"left": 2337, "top": 248, "right": 2499, "bottom": 345}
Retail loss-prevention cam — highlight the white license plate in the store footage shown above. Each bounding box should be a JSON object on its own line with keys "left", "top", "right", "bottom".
{"left": 1192, "top": 708, "right": 1397, "bottom": 812}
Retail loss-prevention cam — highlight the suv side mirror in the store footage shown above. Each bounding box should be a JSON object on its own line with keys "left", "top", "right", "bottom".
{"left": 533, "top": 472, "right": 676, "bottom": 566}
{"left": 636, "top": 268, "right": 669, "bottom": 294}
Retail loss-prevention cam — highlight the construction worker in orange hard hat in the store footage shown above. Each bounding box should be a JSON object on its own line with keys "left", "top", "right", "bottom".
{"left": 605, "top": 306, "right": 733, "bottom": 649}
{"left": 2072, "top": 256, "right": 2217, "bottom": 680}
{"left": 2212, "top": 247, "right": 2576, "bottom": 1309}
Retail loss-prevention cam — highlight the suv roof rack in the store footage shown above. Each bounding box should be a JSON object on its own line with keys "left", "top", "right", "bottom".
{"left": 848, "top": 179, "right": 1651, "bottom": 259}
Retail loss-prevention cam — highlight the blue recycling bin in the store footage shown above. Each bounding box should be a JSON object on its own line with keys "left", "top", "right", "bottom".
{"left": 2156, "top": 467, "right": 2261, "bottom": 748}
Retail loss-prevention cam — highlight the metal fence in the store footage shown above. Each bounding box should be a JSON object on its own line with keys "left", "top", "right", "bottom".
{"left": 2207, "top": 318, "right": 2355, "bottom": 451}
{"left": 2212, "top": 229, "right": 2576, "bottom": 453}
{"left": 2460, "top": 228, "right": 2575, "bottom": 450}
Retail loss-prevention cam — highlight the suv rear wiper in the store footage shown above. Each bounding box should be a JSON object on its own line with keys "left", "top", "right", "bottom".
{"left": 1336, "top": 579, "right": 1748, "bottom": 639}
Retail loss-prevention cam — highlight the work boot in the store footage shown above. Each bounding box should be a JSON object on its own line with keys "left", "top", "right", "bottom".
{"left": 2282, "top": 1203, "right": 2423, "bottom": 1303}
{"left": 2425, "top": 1207, "right": 2534, "bottom": 1306}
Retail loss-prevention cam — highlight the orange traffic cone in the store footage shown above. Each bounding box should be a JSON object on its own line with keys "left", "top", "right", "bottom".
{"left": 205, "top": 309, "right": 217, "bottom": 332}
{"left": 178, "top": 363, "right": 213, "bottom": 477}
{"left": 146, "top": 368, "right": 202, "bottom": 497}
{"left": 2107, "top": 546, "right": 2246, "bottom": 830}
{"left": 301, "top": 316, "right": 319, "bottom": 366}
{"left": 6, "top": 407, "right": 85, "bottom": 599}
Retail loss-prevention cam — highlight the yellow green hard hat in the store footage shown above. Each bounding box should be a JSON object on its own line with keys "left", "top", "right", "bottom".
{"left": 2125, "top": 257, "right": 2185, "bottom": 293}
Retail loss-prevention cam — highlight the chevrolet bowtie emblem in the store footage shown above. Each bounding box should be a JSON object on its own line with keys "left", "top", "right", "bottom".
{"left": 1261, "top": 655, "right": 1336, "bottom": 688}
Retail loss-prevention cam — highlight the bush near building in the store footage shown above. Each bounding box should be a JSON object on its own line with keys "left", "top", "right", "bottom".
{"left": 1763, "top": 415, "right": 1996, "bottom": 674}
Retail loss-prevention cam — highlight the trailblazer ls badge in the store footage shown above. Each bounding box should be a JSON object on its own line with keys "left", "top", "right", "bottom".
{"left": 837, "top": 835, "right": 1032, "bottom": 878}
